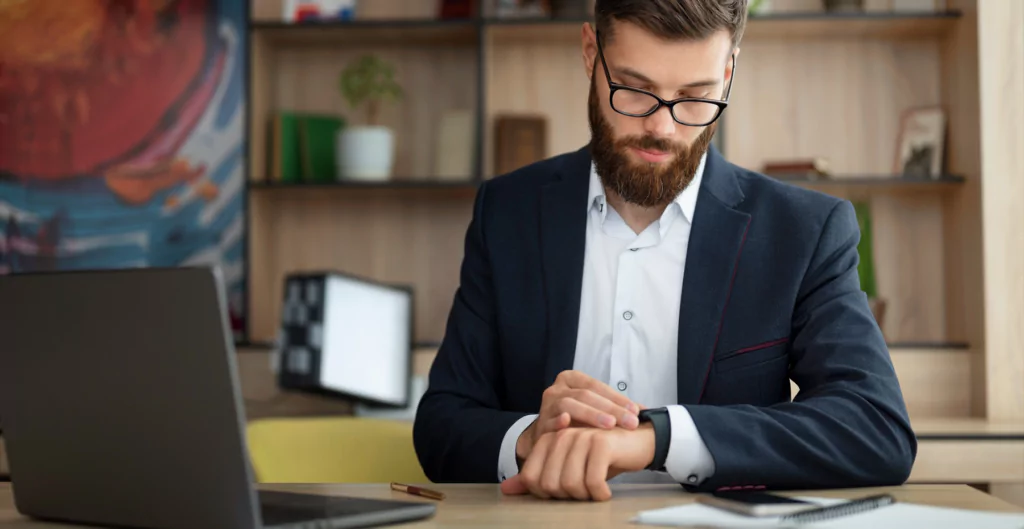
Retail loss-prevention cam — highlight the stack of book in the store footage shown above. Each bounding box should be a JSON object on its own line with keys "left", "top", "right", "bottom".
{"left": 266, "top": 112, "right": 346, "bottom": 184}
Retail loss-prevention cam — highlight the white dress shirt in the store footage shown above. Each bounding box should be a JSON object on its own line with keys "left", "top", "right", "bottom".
{"left": 498, "top": 153, "right": 716, "bottom": 486}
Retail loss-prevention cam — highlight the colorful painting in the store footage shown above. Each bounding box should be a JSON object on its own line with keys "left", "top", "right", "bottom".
{"left": 0, "top": 0, "right": 247, "bottom": 335}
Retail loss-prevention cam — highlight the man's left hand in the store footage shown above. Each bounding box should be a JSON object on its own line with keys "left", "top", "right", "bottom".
{"left": 500, "top": 423, "right": 655, "bottom": 501}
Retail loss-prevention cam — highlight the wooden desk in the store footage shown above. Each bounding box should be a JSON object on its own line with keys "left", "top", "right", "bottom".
{"left": 2, "top": 483, "right": 1021, "bottom": 528}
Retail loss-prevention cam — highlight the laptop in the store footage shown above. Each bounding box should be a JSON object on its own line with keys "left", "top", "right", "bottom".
{"left": 0, "top": 266, "right": 436, "bottom": 529}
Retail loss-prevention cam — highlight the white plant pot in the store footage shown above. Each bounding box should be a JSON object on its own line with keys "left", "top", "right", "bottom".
{"left": 336, "top": 126, "right": 395, "bottom": 181}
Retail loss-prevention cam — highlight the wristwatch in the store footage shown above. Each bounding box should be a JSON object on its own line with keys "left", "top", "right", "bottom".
{"left": 638, "top": 407, "right": 671, "bottom": 472}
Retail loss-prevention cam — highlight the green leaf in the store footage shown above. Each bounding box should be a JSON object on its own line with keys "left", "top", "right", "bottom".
{"left": 338, "top": 54, "right": 404, "bottom": 118}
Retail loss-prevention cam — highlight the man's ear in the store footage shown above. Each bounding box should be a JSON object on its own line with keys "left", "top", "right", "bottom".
{"left": 582, "top": 23, "right": 598, "bottom": 81}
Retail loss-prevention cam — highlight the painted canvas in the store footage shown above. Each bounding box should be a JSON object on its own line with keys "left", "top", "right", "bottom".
{"left": 0, "top": 0, "right": 247, "bottom": 336}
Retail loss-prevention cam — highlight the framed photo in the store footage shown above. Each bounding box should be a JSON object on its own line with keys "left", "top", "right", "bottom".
{"left": 893, "top": 106, "right": 946, "bottom": 179}
{"left": 494, "top": 115, "right": 547, "bottom": 176}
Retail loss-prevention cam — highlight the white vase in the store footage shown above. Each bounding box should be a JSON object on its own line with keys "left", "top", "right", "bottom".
{"left": 336, "top": 126, "right": 395, "bottom": 181}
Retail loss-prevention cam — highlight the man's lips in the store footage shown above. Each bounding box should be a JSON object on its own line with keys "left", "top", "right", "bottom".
{"left": 630, "top": 146, "right": 672, "bottom": 163}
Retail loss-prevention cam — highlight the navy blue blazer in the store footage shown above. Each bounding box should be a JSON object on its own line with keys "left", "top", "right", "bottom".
{"left": 413, "top": 144, "right": 917, "bottom": 491}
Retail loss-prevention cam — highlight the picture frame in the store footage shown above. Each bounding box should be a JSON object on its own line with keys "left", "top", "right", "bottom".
{"left": 494, "top": 115, "right": 547, "bottom": 176}
{"left": 893, "top": 106, "right": 946, "bottom": 179}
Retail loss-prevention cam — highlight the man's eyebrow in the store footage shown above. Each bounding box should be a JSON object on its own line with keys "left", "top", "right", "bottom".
{"left": 614, "top": 67, "right": 719, "bottom": 90}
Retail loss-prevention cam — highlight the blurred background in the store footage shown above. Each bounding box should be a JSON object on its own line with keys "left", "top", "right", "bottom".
{"left": 0, "top": 0, "right": 1021, "bottom": 507}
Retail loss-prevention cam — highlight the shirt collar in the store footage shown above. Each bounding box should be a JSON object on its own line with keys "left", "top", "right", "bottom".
{"left": 588, "top": 151, "right": 707, "bottom": 224}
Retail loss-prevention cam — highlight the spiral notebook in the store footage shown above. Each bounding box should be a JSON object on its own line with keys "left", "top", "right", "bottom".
{"left": 631, "top": 496, "right": 1024, "bottom": 528}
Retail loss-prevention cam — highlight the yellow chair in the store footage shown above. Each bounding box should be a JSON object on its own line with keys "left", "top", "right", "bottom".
{"left": 246, "top": 417, "right": 430, "bottom": 483}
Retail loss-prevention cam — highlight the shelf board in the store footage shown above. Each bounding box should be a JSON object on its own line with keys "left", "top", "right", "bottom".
{"left": 484, "top": 11, "right": 961, "bottom": 42}
{"left": 249, "top": 179, "right": 480, "bottom": 194}
{"left": 887, "top": 342, "right": 970, "bottom": 351}
{"left": 251, "top": 19, "right": 479, "bottom": 47}
{"left": 913, "top": 418, "right": 1024, "bottom": 441}
{"left": 773, "top": 174, "right": 965, "bottom": 191}
{"left": 745, "top": 10, "right": 962, "bottom": 39}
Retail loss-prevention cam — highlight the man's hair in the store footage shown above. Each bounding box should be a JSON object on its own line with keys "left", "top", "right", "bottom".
{"left": 595, "top": 0, "right": 748, "bottom": 50}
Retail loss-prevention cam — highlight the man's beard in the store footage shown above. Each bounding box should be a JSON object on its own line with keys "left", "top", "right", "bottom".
{"left": 588, "top": 78, "right": 717, "bottom": 209}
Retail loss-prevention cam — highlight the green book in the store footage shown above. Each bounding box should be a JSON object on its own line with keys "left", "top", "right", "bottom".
{"left": 297, "top": 114, "right": 345, "bottom": 183}
{"left": 269, "top": 112, "right": 345, "bottom": 183}
{"left": 269, "top": 113, "right": 302, "bottom": 183}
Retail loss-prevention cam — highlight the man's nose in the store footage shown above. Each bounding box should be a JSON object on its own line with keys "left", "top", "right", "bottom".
{"left": 643, "top": 104, "right": 677, "bottom": 141}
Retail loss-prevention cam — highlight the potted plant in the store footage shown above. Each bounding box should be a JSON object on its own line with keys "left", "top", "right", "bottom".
{"left": 336, "top": 54, "right": 403, "bottom": 181}
{"left": 854, "top": 201, "right": 887, "bottom": 338}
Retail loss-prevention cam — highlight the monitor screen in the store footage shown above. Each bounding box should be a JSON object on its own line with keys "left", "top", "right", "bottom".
{"left": 318, "top": 274, "right": 412, "bottom": 407}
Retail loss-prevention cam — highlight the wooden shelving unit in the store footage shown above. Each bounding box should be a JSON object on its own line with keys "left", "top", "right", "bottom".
{"left": 245, "top": 2, "right": 1024, "bottom": 501}
{"left": 246, "top": 1, "right": 976, "bottom": 344}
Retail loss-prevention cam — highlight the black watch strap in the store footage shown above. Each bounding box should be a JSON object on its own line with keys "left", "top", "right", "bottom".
{"left": 638, "top": 407, "right": 671, "bottom": 472}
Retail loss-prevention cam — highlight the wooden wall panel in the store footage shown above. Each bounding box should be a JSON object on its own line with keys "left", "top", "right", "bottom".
{"left": 724, "top": 38, "right": 947, "bottom": 343}
{"left": 247, "top": 190, "right": 474, "bottom": 344}
{"left": 268, "top": 44, "right": 478, "bottom": 182}
{"left": 484, "top": 28, "right": 591, "bottom": 179}
{"left": 938, "top": 0, "right": 985, "bottom": 415}
{"left": 723, "top": 39, "right": 942, "bottom": 175}
{"left": 977, "top": 0, "right": 1024, "bottom": 421}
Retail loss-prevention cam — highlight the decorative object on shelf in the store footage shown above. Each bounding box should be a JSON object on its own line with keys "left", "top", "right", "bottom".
{"left": 433, "top": 110, "right": 475, "bottom": 181}
{"left": 439, "top": 0, "right": 477, "bottom": 19}
{"left": 337, "top": 55, "right": 403, "bottom": 182}
{"left": 823, "top": 0, "right": 864, "bottom": 12}
{"left": 494, "top": 0, "right": 551, "bottom": 18}
{"left": 550, "top": 0, "right": 588, "bottom": 18}
{"left": 283, "top": 0, "right": 356, "bottom": 22}
{"left": 268, "top": 112, "right": 346, "bottom": 183}
{"left": 853, "top": 200, "right": 886, "bottom": 338}
{"left": 748, "top": 0, "right": 771, "bottom": 15}
{"left": 762, "top": 158, "right": 831, "bottom": 179}
{"left": 890, "top": 0, "right": 941, "bottom": 12}
{"left": 494, "top": 115, "right": 547, "bottom": 176}
{"left": 894, "top": 106, "right": 946, "bottom": 179}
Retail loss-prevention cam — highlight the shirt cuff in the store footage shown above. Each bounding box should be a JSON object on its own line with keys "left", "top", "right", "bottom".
{"left": 664, "top": 405, "right": 716, "bottom": 486}
{"left": 498, "top": 414, "right": 538, "bottom": 482}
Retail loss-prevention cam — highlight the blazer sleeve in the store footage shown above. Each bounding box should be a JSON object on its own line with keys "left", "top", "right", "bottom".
{"left": 413, "top": 180, "right": 528, "bottom": 483}
{"left": 681, "top": 199, "right": 918, "bottom": 491}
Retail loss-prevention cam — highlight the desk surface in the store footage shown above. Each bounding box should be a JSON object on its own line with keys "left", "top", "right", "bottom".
{"left": 1, "top": 483, "right": 1021, "bottom": 528}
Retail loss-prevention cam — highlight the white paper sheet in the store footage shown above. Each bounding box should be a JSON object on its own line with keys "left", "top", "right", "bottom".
{"left": 632, "top": 496, "right": 1024, "bottom": 528}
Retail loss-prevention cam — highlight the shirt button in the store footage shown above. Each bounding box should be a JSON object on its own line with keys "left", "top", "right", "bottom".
{"left": 617, "top": 381, "right": 627, "bottom": 391}
{"left": 623, "top": 311, "right": 633, "bottom": 320}
{"left": 688, "top": 475, "right": 699, "bottom": 483}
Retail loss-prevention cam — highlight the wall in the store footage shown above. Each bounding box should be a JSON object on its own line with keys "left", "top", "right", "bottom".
{"left": 0, "top": 0, "right": 248, "bottom": 336}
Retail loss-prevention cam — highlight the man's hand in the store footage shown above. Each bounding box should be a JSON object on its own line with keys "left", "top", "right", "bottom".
{"left": 502, "top": 424, "right": 655, "bottom": 501}
{"left": 517, "top": 370, "right": 641, "bottom": 461}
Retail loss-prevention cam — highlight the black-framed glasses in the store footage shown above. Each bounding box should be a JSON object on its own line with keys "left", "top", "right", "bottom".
{"left": 595, "top": 30, "right": 736, "bottom": 127}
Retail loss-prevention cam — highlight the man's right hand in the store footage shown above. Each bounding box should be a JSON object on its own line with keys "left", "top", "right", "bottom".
{"left": 516, "top": 370, "right": 642, "bottom": 461}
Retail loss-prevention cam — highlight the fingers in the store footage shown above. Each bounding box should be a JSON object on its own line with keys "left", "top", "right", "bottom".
{"left": 557, "top": 370, "right": 640, "bottom": 414}
{"left": 556, "top": 397, "right": 616, "bottom": 430}
{"left": 570, "top": 389, "right": 640, "bottom": 429}
{"left": 539, "top": 430, "right": 575, "bottom": 500}
{"left": 586, "top": 434, "right": 613, "bottom": 502}
{"left": 561, "top": 430, "right": 593, "bottom": 501}
{"left": 500, "top": 474, "right": 528, "bottom": 496}
{"left": 540, "top": 411, "right": 571, "bottom": 434}
{"left": 519, "top": 432, "right": 552, "bottom": 500}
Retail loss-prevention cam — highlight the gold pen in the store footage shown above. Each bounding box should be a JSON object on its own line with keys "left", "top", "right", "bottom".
{"left": 390, "top": 482, "right": 446, "bottom": 501}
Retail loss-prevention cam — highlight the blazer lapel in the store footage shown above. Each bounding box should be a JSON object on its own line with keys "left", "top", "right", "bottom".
{"left": 677, "top": 147, "right": 752, "bottom": 404}
{"left": 541, "top": 146, "right": 592, "bottom": 387}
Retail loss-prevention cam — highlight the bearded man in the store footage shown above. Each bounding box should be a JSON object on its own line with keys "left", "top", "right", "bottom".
{"left": 413, "top": 0, "right": 916, "bottom": 502}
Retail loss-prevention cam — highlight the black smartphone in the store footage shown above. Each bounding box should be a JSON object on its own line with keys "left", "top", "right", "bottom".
{"left": 696, "top": 491, "right": 816, "bottom": 517}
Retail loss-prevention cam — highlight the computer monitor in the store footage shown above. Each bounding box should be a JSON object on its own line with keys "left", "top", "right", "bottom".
{"left": 276, "top": 272, "right": 413, "bottom": 408}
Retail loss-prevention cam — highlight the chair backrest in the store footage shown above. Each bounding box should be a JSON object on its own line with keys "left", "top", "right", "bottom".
{"left": 246, "top": 417, "right": 429, "bottom": 483}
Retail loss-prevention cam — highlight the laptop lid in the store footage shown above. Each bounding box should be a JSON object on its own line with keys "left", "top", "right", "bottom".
{"left": 0, "top": 267, "right": 261, "bottom": 529}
